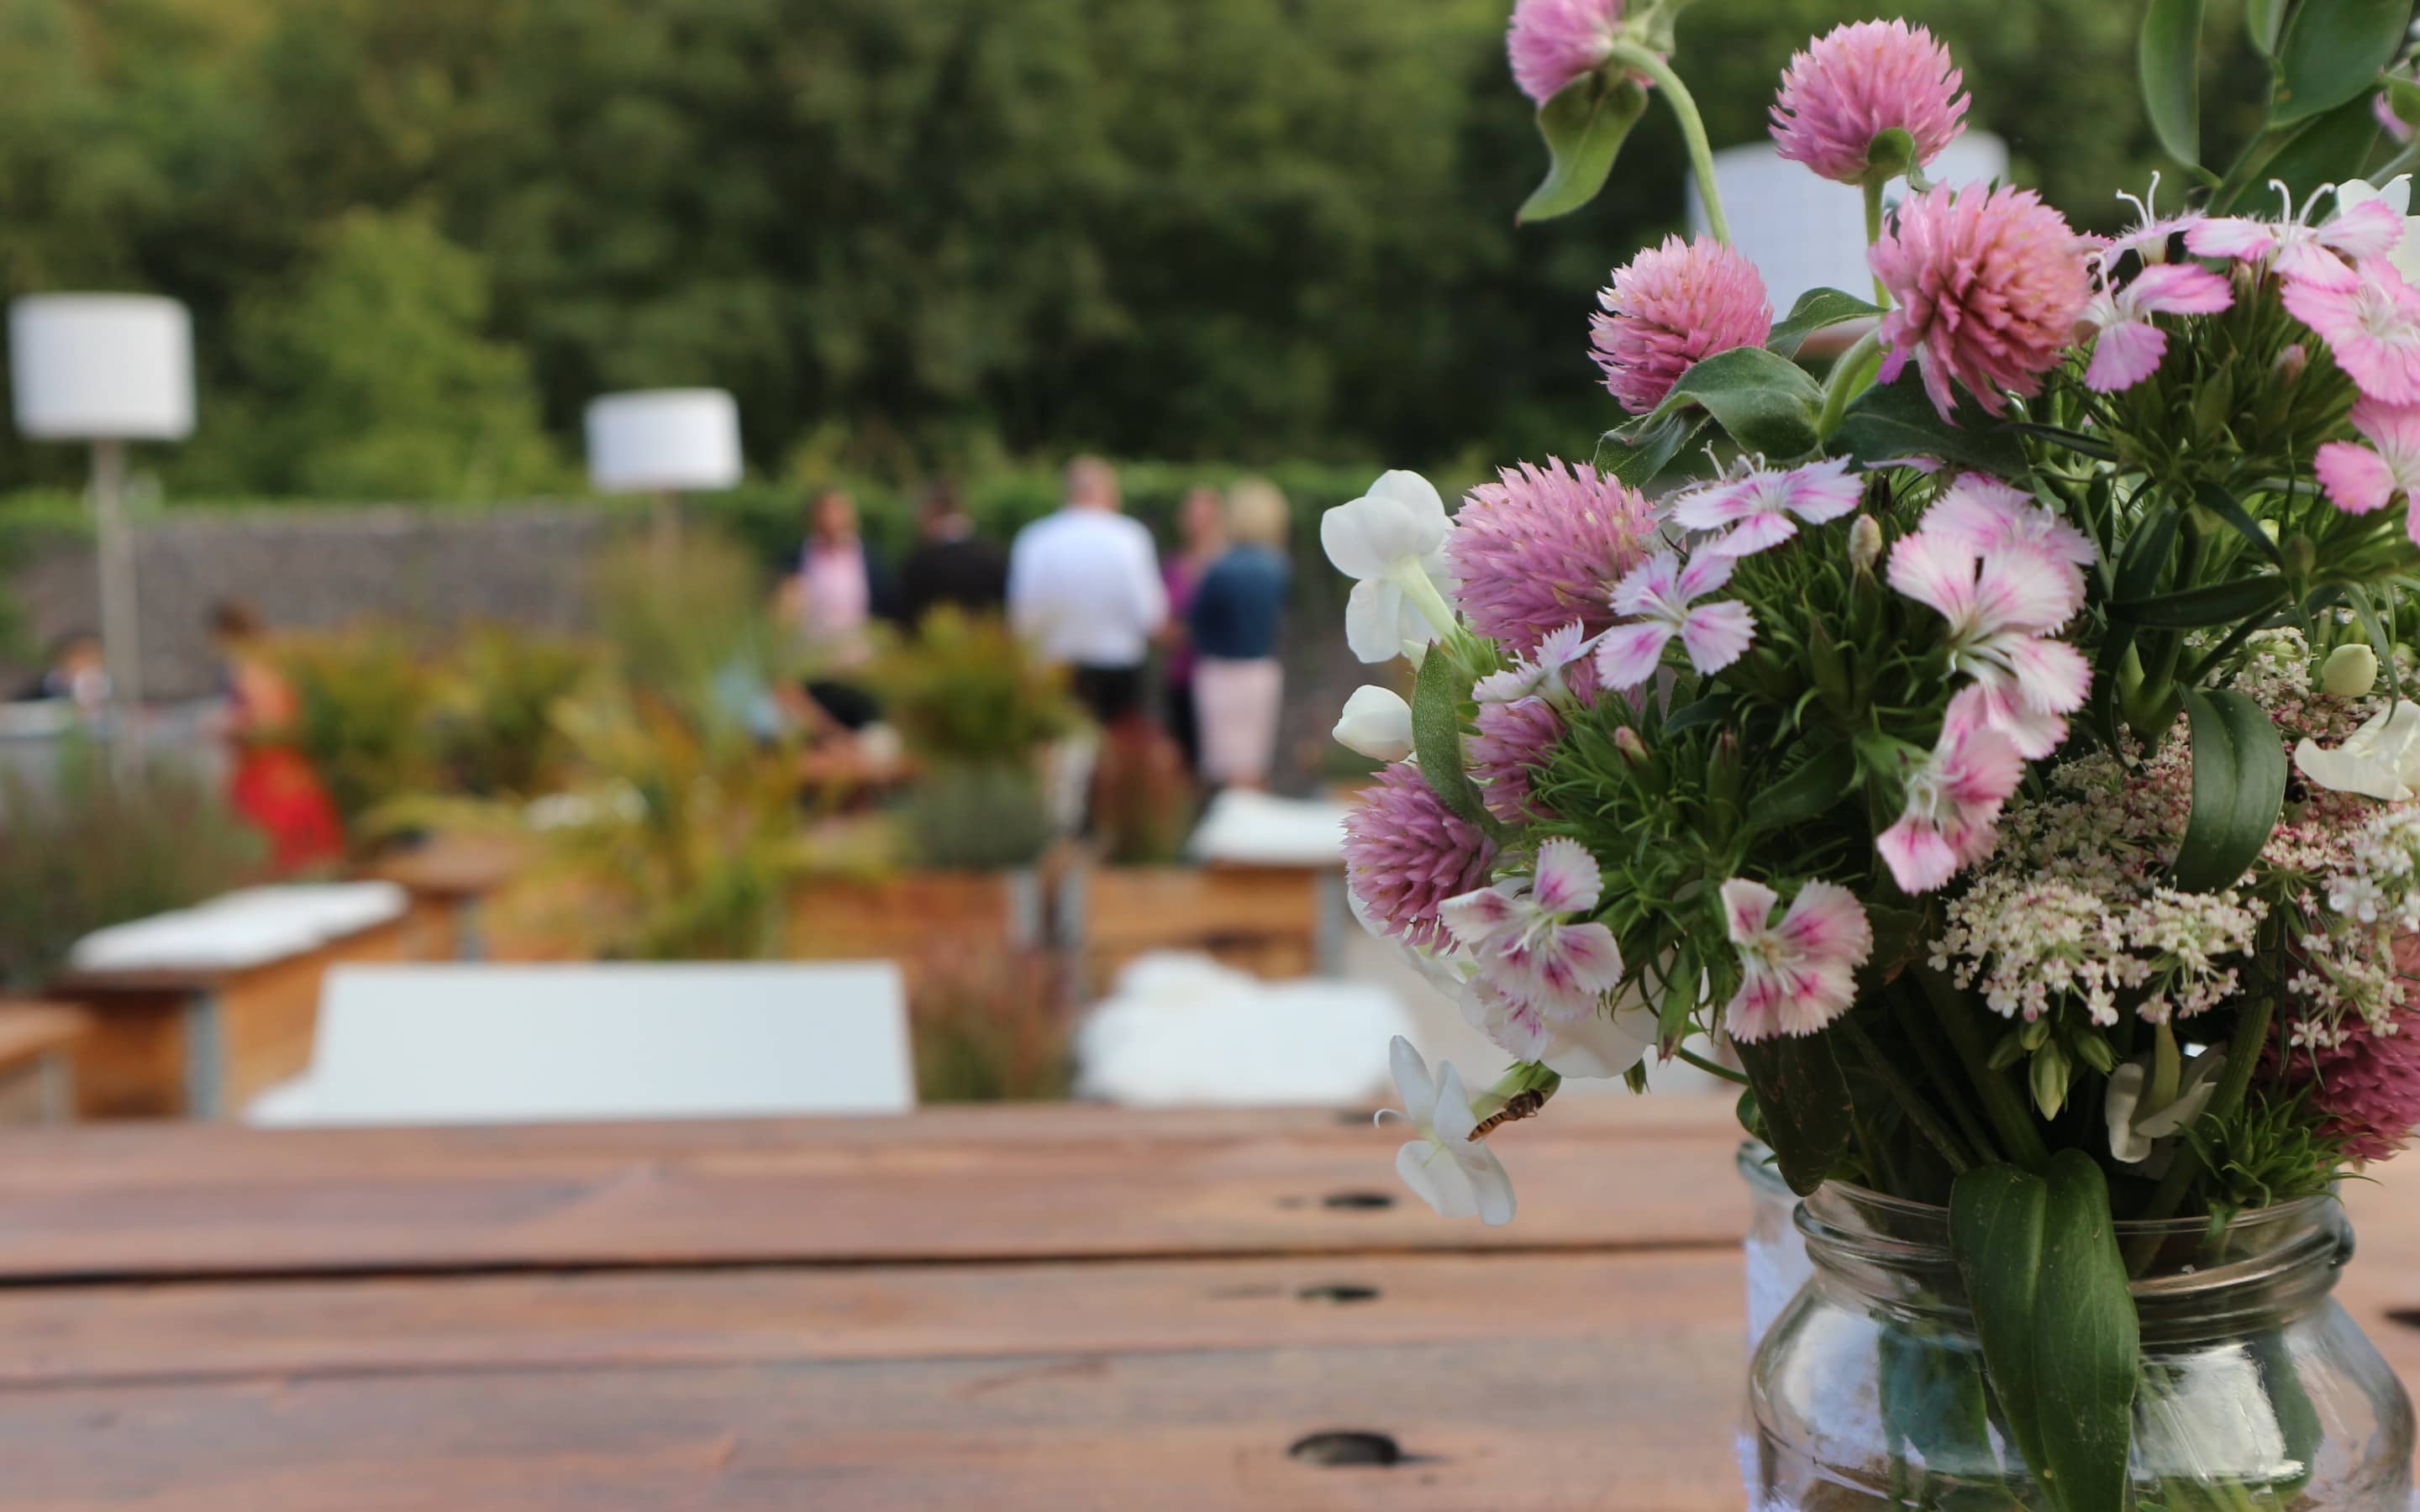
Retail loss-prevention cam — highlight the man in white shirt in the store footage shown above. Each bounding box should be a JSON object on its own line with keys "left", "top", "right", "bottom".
{"left": 1007, "top": 457, "right": 1169, "bottom": 725}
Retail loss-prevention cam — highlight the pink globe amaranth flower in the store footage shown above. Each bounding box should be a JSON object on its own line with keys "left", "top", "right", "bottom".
{"left": 1468, "top": 695, "right": 1567, "bottom": 822}
{"left": 1591, "top": 234, "right": 1775, "bottom": 415}
{"left": 2317, "top": 398, "right": 2420, "bottom": 543}
{"left": 1344, "top": 763, "right": 1497, "bottom": 952}
{"left": 1770, "top": 20, "right": 1969, "bottom": 186}
{"left": 1447, "top": 458, "right": 1656, "bottom": 654}
{"left": 1719, "top": 877, "right": 1873, "bottom": 1042}
{"left": 1870, "top": 184, "right": 2094, "bottom": 421}
{"left": 2270, "top": 1004, "right": 2420, "bottom": 1164}
{"left": 1508, "top": 0, "right": 1625, "bottom": 105}
{"left": 2285, "top": 266, "right": 2420, "bottom": 405}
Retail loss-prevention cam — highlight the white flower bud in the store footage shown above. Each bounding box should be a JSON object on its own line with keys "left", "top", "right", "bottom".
{"left": 2323, "top": 643, "right": 2380, "bottom": 698}
{"left": 1848, "top": 515, "right": 1884, "bottom": 571}
{"left": 1334, "top": 685, "right": 1415, "bottom": 761}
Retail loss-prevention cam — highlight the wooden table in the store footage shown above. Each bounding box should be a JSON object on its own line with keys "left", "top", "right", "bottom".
{"left": 0, "top": 1097, "right": 2411, "bottom": 1509}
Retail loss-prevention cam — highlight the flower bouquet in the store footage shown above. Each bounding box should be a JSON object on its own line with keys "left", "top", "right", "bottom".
{"left": 1332, "top": 1, "right": 2420, "bottom": 1506}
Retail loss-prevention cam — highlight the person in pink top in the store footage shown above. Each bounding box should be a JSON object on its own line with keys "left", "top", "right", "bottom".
{"left": 1158, "top": 486, "right": 1225, "bottom": 773}
{"left": 790, "top": 487, "right": 892, "bottom": 730}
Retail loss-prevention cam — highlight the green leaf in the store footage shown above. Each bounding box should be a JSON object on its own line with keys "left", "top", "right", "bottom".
{"left": 2231, "top": 94, "right": 2386, "bottom": 214}
{"left": 1410, "top": 643, "right": 1491, "bottom": 831}
{"left": 1518, "top": 74, "right": 1650, "bottom": 223}
{"left": 2139, "top": 0, "right": 2206, "bottom": 165}
{"left": 1595, "top": 411, "right": 1703, "bottom": 489}
{"left": 1834, "top": 368, "right": 2031, "bottom": 480}
{"left": 1743, "top": 742, "right": 1856, "bottom": 834}
{"left": 2191, "top": 480, "right": 2283, "bottom": 566}
{"left": 1662, "top": 693, "right": 1729, "bottom": 735}
{"left": 1734, "top": 1032, "right": 1854, "bottom": 1196}
{"left": 2246, "top": 0, "right": 2287, "bottom": 54}
{"left": 2274, "top": 0, "right": 2407, "bottom": 125}
{"left": 2033, "top": 1151, "right": 2141, "bottom": 1512}
{"left": 2107, "top": 575, "right": 2289, "bottom": 627}
{"left": 2171, "top": 687, "right": 2289, "bottom": 892}
{"left": 1636, "top": 345, "right": 1826, "bottom": 459}
{"left": 1766, "top": 287, "right": 1886, "bottom": 359}
{"left": 1951, "top": 1164, "right": 2051, "bottom": 1478}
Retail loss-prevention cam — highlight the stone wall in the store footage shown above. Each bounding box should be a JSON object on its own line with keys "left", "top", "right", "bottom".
{"left": 4, "top": 503, "right": 634, "bottom": 700}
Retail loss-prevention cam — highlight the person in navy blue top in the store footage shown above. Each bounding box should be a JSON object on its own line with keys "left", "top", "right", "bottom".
{"left": 1187, "top": 480, "right": 1292, "bottom": 787}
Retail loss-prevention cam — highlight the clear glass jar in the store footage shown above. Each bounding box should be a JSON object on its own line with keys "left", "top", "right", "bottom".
{"left": 1747, "top": 1183, "right": 2416, "bottom": 1509}
{"left": 1741, "top": 1141, "right": 1813, "bottom": 1357}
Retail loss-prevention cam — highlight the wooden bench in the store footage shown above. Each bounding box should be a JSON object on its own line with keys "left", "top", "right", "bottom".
{"left": 0, "top": 1003, "right": 91, "bottom": 1125}
{"left": 50, "top": 888, "right": 412, "bottom": 1120}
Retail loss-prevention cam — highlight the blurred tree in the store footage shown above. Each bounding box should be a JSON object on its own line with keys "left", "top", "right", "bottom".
{"left": 0, "top": 0, "right": 2175, "bottom": 497}
{"left": 179, "top": 207, "right": 563, "bottom": 499}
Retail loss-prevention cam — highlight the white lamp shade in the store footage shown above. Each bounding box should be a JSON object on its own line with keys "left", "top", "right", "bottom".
{"left": 584, "top": 388, "right": 743, "bottom": 493}
{"left": 1687, "top": 132, "right": 2013, "bottom": 314}
{"left": 9, "top": 294, "right": 196, "bottom": 442}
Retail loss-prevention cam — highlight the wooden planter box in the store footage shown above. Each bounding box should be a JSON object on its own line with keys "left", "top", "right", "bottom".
{"left": 1062, "top": 862, "right": 1344, "bottom": 995}
{"left": 51, "top": 912, "right": 411, "bottom": 1121}
{"left": 788, "top": 871, "right": 1043, "bottom": 978}
{"left": 368, "top": 833, "right": 529, "bottom": 962}
{"left": 0, "top": 1002, "right": 92, "bottom": 1125}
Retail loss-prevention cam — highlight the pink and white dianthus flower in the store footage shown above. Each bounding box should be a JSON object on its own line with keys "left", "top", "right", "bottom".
{"left": 2104, "top": 176, "right": 2205, "bottom": 265}
{"left": 2187, "top": 196, "right": 2402, "bottom": 293}
{"left": 2285, "top": 266, "right": 2420, "bottom": 405}
{"left": 2316, "top": 397, "right": 2420, "bottom": 543}
{"left": 1591, "top": 235, "right": 1774, "bottom": 415}
{"left": 1876, "top": 704, "right": 2024, "bottom": 892}
{"left": 1441, "top": 837, "right": 1626, "bottom": 1018}
{"left": 1917, "top": 474, "right": 2097, "bottom": 596}
{"left": 1668, "top": 455, "right": 1865, "bottom": 559}
{"left": 1769, "top": 20, "right": 1968, "bottom": 186}
{"left": 1448, "top": 459, "right": 1656, "bottom": 655}
{"left": 1507, "top": 0, "right": 1625, "bottom": 106}
{"left": 1888, "top": 531, "right": 2091, "bottom": 759}
{"left": 1474, "top": 620, "right": 1592, "bottom": 707}
{"left": 1344, "top": 763, "right": 1497, "bottom": 952}
{"left": 1596, "top": 549, "right": 1757, "bottom": 688}
{"left": 2079, "top": 260, "right": 2236, "bottom": 393}
{"left": 1719, "top": 878, "right": 1873, "bottom": 1042}
{"left": 1870, "top": 184, "right": 2094, "bottom": 421}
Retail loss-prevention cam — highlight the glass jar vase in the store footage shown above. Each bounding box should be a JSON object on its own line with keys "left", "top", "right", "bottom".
{"left": 1747, "top": 1182, "right": 2416, "bottom": 1510}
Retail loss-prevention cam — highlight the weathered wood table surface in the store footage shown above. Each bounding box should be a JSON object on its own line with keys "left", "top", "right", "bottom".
{"left": 0, "top": 1096, "right": 2412, "bottom": 1509}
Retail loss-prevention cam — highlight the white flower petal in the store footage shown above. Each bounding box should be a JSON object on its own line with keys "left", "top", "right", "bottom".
{"left": 2106, "top": 1062, "right": 2153, "bottom": 1164}
{"left": 1386, "top": 1035, "right": 1435, "bottom": 1122}
{"left": 1465, "top": 1144, "right": 1517, "bottom": 1226}
{"left": 1397, "top": 1138, "right": 1481, "bottom": 1219}
{"left": 1541, "top": 1003, "right": 1656, "bottom": 1079}
{"left": 1367, "top": 470, "right": 1450, "bottom": 536}
{"left": 1334, "top": 685, "right": 1415, "bottom": 760}
{"left": 1344, "top": 579, "right": 1412, "bottom": 663}
{"left": 1430, "top": 1062, "right": 1479, "bottom": 1143}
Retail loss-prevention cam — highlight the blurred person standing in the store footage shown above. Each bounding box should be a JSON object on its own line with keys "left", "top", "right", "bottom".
{"left": 897, "top": 479, "right": 1008, "bottom": 627}
{"left": 8, "top": 630, "right": 110, "bottom": 713}
{"left": 209, "top": 601, "right": 344, "bottom": 874}
{"left": 789, "top": 487, "right": 888, "bottom": 730}
{"left": 1187, "top": 479, "right": 1291, "bottom": 789}
{"left": 1006, "top": 457, "right": 1166, "bottom": 727}
{"left": 1158, "top": 486, "right": 1225, "bottom": 773}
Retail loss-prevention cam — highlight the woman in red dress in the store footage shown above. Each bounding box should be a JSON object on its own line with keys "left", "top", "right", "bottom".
{"left": 211, "top": 601, "right": 345, "bottom": 874}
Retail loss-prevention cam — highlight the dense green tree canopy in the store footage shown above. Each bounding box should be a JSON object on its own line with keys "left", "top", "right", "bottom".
{"left": 0, "top": 0, "right": 2176, "bottom": 498}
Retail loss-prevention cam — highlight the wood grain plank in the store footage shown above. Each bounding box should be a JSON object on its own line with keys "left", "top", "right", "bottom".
{"left": 0, "top": 1320, "right": 1749, "bottom": 1511}
{"left": 0, "top": 1098, "right": 1749, "bottom": 1279}
{"left": 0, "top": 1250, "right": 1738, "bottom": 1384}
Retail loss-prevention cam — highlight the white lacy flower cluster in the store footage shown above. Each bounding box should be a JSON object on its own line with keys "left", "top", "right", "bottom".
{"left": 1928, "top": 743, "right": 2265, "bottom": 1026}
{"left": 2296, "top": 806, "right": 2420, "bottom": 1048}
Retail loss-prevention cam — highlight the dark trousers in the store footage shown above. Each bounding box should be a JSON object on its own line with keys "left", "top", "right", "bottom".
{"left": 1070, "top": 662, "right": 1145, "bottom": 727}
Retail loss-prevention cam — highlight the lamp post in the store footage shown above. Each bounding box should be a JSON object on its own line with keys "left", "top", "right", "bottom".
{"left": 8, "top": 294, "right": 196, "bottom": 723}
{"left": 583, "top": 389, "right": 743, "bottom": 549}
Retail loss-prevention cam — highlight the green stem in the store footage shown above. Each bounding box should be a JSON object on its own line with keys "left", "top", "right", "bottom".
{"left": 1392, "top": 563, "right": 1460, "bottom": 642}
{"left": 1892, "top": 986, "right": 2002, "bottom": 1165}
{"left": 2127, "top": 991, "right": 2276, "bottom": 1270}
{"left": 1861, "top": 178, "right": 1888, "bottom": 307}
{"left": 1840, "top": 1014, "right": 1972, "bottom": 1173}
{"left": 1817, "top": 327, "right": 1884, "bottom": 439}
{"left": 1609, "top": 43, "right": 1728, "bottom": 244}
{"left": 1917, "top": 966, "right": 2051, "bottom": 1173}
{"left": 1674, "top": 1043, "right": 1750, "bottom": 1086}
